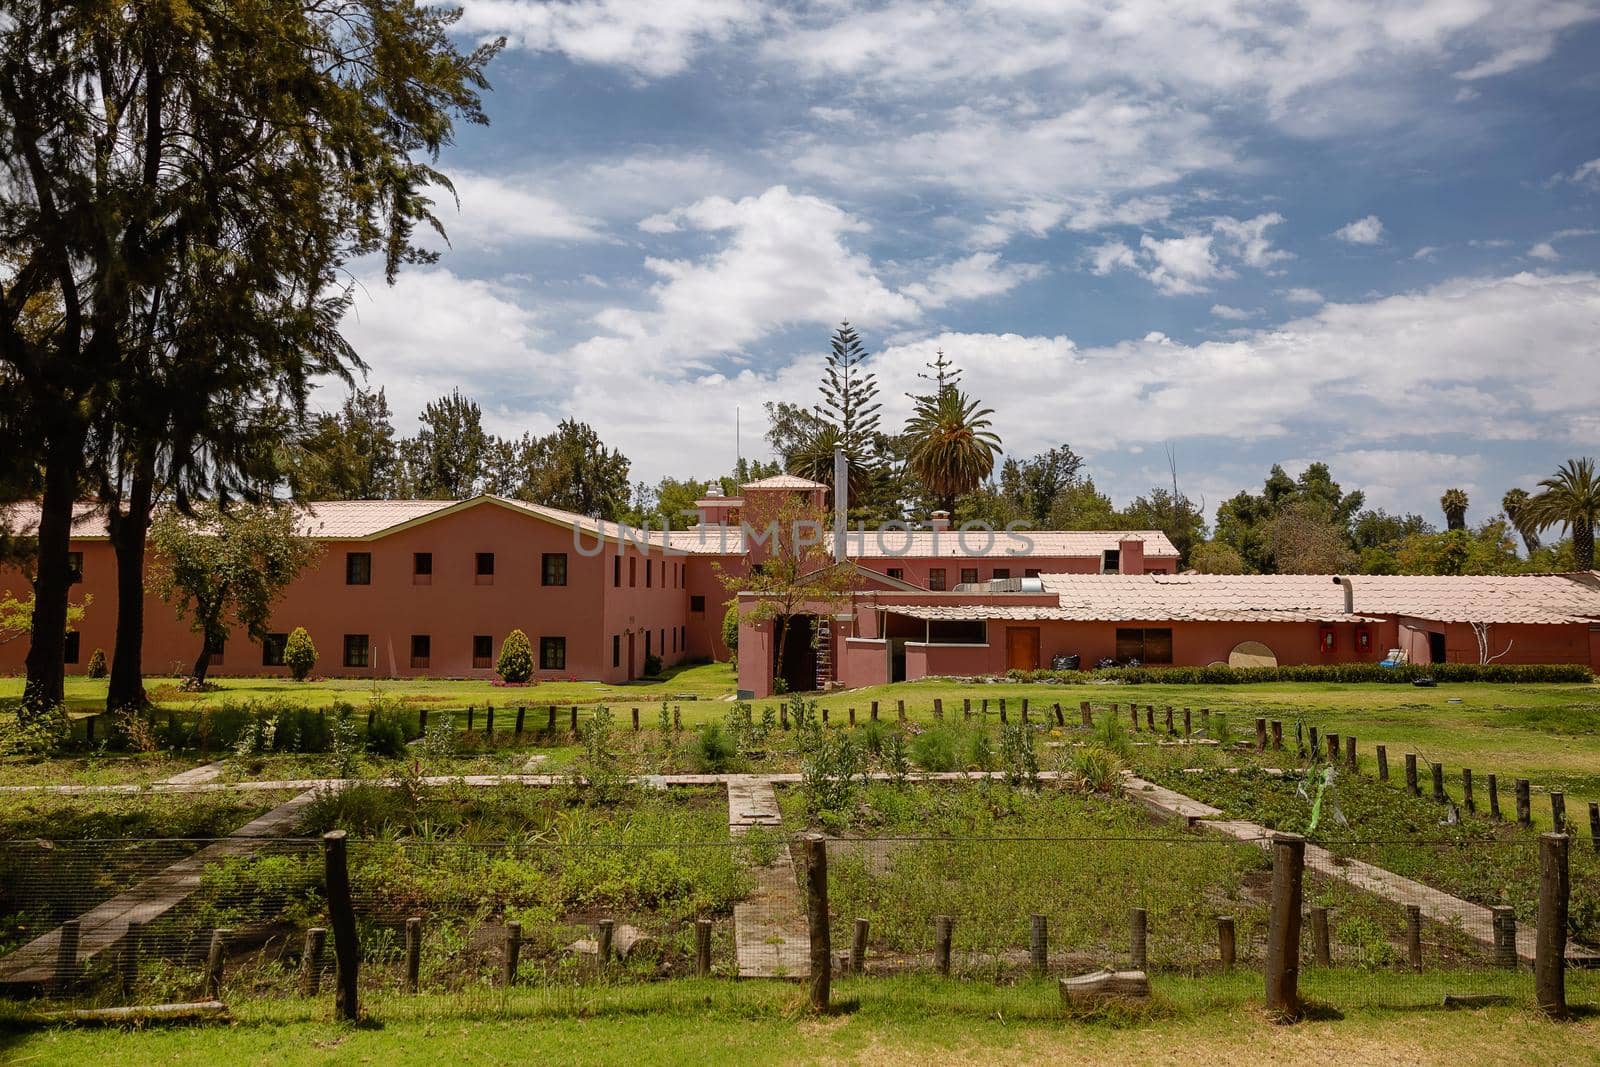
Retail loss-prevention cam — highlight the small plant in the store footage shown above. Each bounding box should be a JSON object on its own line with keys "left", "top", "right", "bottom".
{"left": 284, "top": 627, "right": 317, "bottom": 681}
{"left": 1092, "top": 710, "right": 1135, "bottom": 761}
{"left": 365, "top": 712, "right": 409, "bottom": 758}
{"left": 909, "top": 727, "right": 960, "bottom": 772}
{"left": 86, "top": 648, "right": 108, "bottom": 678}
{"left": 858, "top": 717, "right": 890, "bottom": 756}
{"left": 576, "top": 706, "right": 626, "bottom": 802}
{"left": 330, "top": 706, "right": 362, "bottom": 778}
{"left": 115, "top": 709, "right": 162, "bottom": 754}
{"left": 881, "top": 729, "right": 910, "bottom": 785}
{"left": 233, "top": 712, "right": 278, "bottom": 758}
{"left": 801, "top": 728, "right": 863, "bottom": 816}
{"left": 1068, "top": 745, "right": 1124, "bottom": 794}
{"left": 0, "top": 705, "right": 67, "bottom": 756}
{"left": 999, "top": 721, "right": 1039, "bottom": 789}
{"left": 496, "top": 629, "right": 533, "bottom": 683}
{"left": 696, "top": 722, "right": 737, "bottom": 772}
{"left": 643, "top": 653, "right": 663, "bottom": 677}
{"left": 725, "top": 701, "right": 770, "bottom": 755}
{"left": 965, "top": 729, "right": 994, "bottom": 772}
{"left": 420, "top": 714, "right": 455, "bottom": 764}
{"left": 787, "top": 692, "right": 817, "bottom": 732}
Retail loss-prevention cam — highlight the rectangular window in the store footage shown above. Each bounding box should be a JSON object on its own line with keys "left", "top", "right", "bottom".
{"left": 672, "top": 628, "right": 677, "bottom": 653}
{"left": 66, "top": 551, "right": 83, "bottom": 584}
{"left": 646, "top": 558, "right": 653, "bottom": 588}
{"left": 887, "top": 567, "right": 904, "bottom": 581}
{"left": 690, "top": 595, "right": 706, "bottom": 613}
{"left": 540, "top": 636, "right": 566, "bottom": 671}
{"left": 413, "top": 552, "right": 432, "bottom": 584}
{"left": 960, "top": 568, "right": 979, "bottom": 585}
{"left": 343, "top": 634, "right": 369, "bottom": 668}
{"left": 542, "top": 552, "right": 568, "bottom": 586}
{"left": 992, "top": 568, "right": 1010, "bottom": 580}
{"left": 206, "top": 634, "right": 225, "bottom": 662}
{"left": 629, "top": 556, "right": 637, "bottom": 587}
{"left": 410, "top": 634, "right": 431, "bottom": 670}
{"left": 612, "top": 634, "right": 621, "bottom": 668}
{"left": 1024, "top": 568, "right": 1041, "bottom": 578}
{"left": 613, "top": 555, "right": 621, "bottom": 587}
{"left": 475, "top": 552, "right": 495, "bottom": 584}
{"left": 1101, "top": 549, "right": 1120, "bottom": 574}
{"left": 262, "top": 632, "right": 288, "bottom": 667}
{"left": 645, "top": 630, "right": 652, "bottom": 659}
{"left": 1115, "top": 627, "right": 1173, "bottom": 665}
{"left": 345, "top": 552, "right": 371, "bottom": 585}
{"left": 928, "top": 568, "right": 947, "bottom": 591}
{"left": 472, "top": 634, "right": 492, "bottom": 669}
{"left": 64, "top": 630, "right": 80, "bottom": 664}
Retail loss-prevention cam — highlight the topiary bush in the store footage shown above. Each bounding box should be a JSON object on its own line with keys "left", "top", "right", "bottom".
{"left": 284, "top": 627, "right": 317, "bottom": 681}
{"left": 643, "top": 653, "right": 663, "bottom": 678}
{"left": 86, "top": 648, "right": 107, "bottom": 678}
{"left": 721, "top": 602, "right": 739, "bottom": 664}
{"left": 497, "top": 629, "right": 533, "bottom": 682}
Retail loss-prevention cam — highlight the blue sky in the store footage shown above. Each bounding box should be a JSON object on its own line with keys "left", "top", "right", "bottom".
{"left": 333, "top": 1, "right": 1600, "bottom": 526}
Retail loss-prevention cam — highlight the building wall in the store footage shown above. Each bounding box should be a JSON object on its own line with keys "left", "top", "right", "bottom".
{"left": 850, "top": 554, "right": 1175, "bottom": 588}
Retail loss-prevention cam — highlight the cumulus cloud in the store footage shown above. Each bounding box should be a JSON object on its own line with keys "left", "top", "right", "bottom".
{"left": 1527, "top": 241, "right": 1559, "bottom": 261}
{"left": 1087, "top": 214, "right": 1288, "bottom": 294}
{"left": 1210, "top": 304, "right": 1255, "bottom": 320}
{"left": 441, "top": 172, "right": 605, "bottom": 246}
{"left": 459, "top": 0, "right": 761, "bottom": 77}
{"left": 1334, "top": 215, "right": 1385, "bottom": 244}
{"left": 900, "top": 252, "right": 1047, "bottom": 310}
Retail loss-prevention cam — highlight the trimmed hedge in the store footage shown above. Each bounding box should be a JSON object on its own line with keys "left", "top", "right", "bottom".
{"left": 1007, "top": 662, "right": 1595, "bottom": 685}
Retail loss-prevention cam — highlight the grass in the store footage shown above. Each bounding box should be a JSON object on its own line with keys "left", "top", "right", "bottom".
{"left": 1, "top": 973, "right": 1595, "bottom": 1065}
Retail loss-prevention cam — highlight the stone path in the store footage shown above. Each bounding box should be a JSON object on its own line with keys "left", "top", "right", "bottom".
{"left": 0, "top": 789, "right": 321, "bottom": 988}
{"left": 158, "top": 761, "right": 226, "bottom": 786}
{"left": 727, "top": 776, "right": 809, "bottom": 979}
{"left": 1123, "top": 773, "right": 1597, "bottom": 966}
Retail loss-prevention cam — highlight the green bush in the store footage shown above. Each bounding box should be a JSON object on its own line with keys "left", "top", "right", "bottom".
{"left": 908, "top": 726, "right": 961, "bottom": 772}
{"left": 86, "top": 648, "right": 107, "bottom": 678}
{"left": 721, "top": 602, "right": 739, "bottom": 662}
{"left": 496, "top": 629, "right": 533, "bottom": 683}
{"left": 643, "top": 653, "right": 663, "bottom": 678}
{"left": 695, "top": 722, "right": 736, "bottom": 772}
{"left": 1009, "top": 661, "right": 1594, "bottom": 685}
{"left": 284, "top": 627, "right": 317, "bottom": 681}
{"left": 366, "top": 712, "right": 410, "bottom": 757}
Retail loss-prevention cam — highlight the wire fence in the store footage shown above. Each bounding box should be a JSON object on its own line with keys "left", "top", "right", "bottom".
{"left": 1, "top": 829, "right": 1583, "bottom": 1017}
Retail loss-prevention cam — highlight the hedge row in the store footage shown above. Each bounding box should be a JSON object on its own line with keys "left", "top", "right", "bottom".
{"left": 1007, "top": 662, "right": 1595, "bottom": 685}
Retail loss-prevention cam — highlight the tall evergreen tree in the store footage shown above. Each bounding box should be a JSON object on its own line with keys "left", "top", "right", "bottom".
{"left": 404, "top": 390, "right": 491, "bottom": 498}
{"left": 816, "top": 322, "right": 881, "bottom": 456}
{"left": 289, "top": 388, "right": 400, "bottom": 500}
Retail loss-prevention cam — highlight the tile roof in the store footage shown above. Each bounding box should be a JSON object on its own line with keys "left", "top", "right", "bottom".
{"left": 666, "top": 527, "right": 1180, "bottom": 559}
{"left": 740, "top": 474, "right": 829, "bottom": 491}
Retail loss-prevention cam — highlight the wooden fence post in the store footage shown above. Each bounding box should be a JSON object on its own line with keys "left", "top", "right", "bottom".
{"left": 1406, "top": 905, "right": 1423, "bottom": 972}
{"left": 851, "top": 918, "right": 869, "bottom": 976}
{"left": 1310, "top": 908, "right": 1330, "bottom": 967}
{"left": 934, "top": 915, "right": 953, "bottom": 977}
{"left": 323, "top": 831, "right": 359, "bottom": 1021}
{"left": 1589, "top": 802, "right": 1600, "bottom": 854}
{"left": 1000, "top": 698, "right": 1008, "bottom": 724}
{"left": 418, "top": 708, "right": 428, "bottom": 734}
{"left": 517, "top": 705, "right": 526, "bottom": 735}
{"left": 1326, "top": 734, "right": 1339, "bottom": 763}
{"left": 547, "top": 705, "right": 557, "bottom": 732}
{"left": 120, "top": 920, "right": 142, "bottom": 993}
{"left": 404, "top": 917, "right": 421, "bottom": 994}
{"left": 466, "top": 705, "right": 475, "bottom": 734}
{"left": 1130, "top": 704, "right": 1139, "bottom": 731}
{"left": 1376, "top": 745, "right": 1388, "bottom": 781}
{"left": 696, "top": 919, "right": 713, "bottom": 977}
{"left": 870, "top": 700, "right": 879, "bottom": 721}
{"left": 1054, "top": 702, "right": 1065, "bottom": 727}
{"left": 1080, "top": 701, "right": 1093, "bottom": 728}
{"left": 1144, "top": 705, "right": 1154, "bottom": 731}
{"left": 1164, "top": 707, "right": 1174, "bottom": 735}
{"left": 595, "top": 919, "right": 613, "bottom": 969}
{"left": 571, "top": 705, "right": 580, "bottom": 734}
{"left": 1255, "top": 718, "right": 1267, "bottom": 753}
{"left": 1462, "top": 769, "right": 1475, "bottom": 814}
{"left": 300, "top": 927, "right": 327, "bottom": 996}
{"left": 781, "top": 703, "right": 790, "bottom": 730}
{"left": 1270, "top": 720, "right": 1281, "bottom": 750}
{"left": 1217, "top": 916, "right": 1235, "bottom": 971}
{"left": 504, "top": 921, "right": 523, "bottom": 986}
{"left": 53, "top": 919, "right": 80, "bottom": 996}
{"left": 1491, "top": 906, "right": 1517, "bottom": 969}
{"left": 485, "top": 703, "right": 494, "bottom": 737}
{"left": 1516, "top": 779, "right": 1532, "bottom": 825}
{"left": 205, "top": 929, "right": 228, "bottom": 998}
{"left": 1308, "top": 727, "right": 1318, "bottom": 759}
{"left": 1405, "top": 754, "right": 1419, "bottom": 796}
{"left": 804, "top": 834, "right": 830, "bottom": 1010}
{"left": 1129, "top": 908, "right": 1147, "bottom": 970}
{"left": 933, "top": 698, "right": 943, "bottom": 721}
{"left": 848, "top": 707, "right": 856, "bottom": 727}
{"left": 898, "top": 699, "right": 907, "bottom": 723}
{"left": 1021, "top": 699, "right": 1030, "bottom": 725}
{"left": 1029, "top": 913, "right": 1048, "bottom": 974}
{"left": 630, "top": 707, "right": 638, "bottom": 732}
{"left": 1551, "top": 792, "right": 1566, "bottom": 833}
{"left": 1488, "top": 773, "right": 1501, "bottom": 819}
{"left": 1184, "top": 709, "right": 1193, "bottom": 738}
{"left": 1344, "top": 736, "right": 1356, "bottom": 771}
{"left": 1536, "top": 832, "right": 1569, "bottom": 1019}
{"left": 1431, "top": 762, "right": 1446, "bottom": 803}
{"left": 963, "top": 698, "right": 971, "bottom": 722}
{"left": 1265, "top": 833, "right": 1305, "bottom": 1020}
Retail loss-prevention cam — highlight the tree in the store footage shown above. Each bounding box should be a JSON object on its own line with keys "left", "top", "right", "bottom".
{"left": 497, "top": 629, "right": 533, "bottom": 683}
{"left": 289, "top": 389, "right": 400, "bottom": 500}
{"left": 1119, "top": 487, "right": 1209, "bottom": 567}
{"left": 1215, "top": 463, "right": 1364, "bottom": 573}
{"left": 999, "top": 445, "right": 1084, "bottom": 528}
{"left": 491, "top": 420, "right": 633, "bottom": 519}
{"left": 1262, "top": 502, "right": 1355, "bottom": 573}
{"left": 1189, "top": 541, "right": 1248, "bottom": 574}
{"left": 149, "top": 504, "right": 319, "bottom": 684}
{"left": 1501, "top": 488, "right": 1541, "bottom": 555}
{"left": 401, "top": 390, "right": 492, "bottom": 498}
{"left": 1524, "top": 458, "right": 1600, "bottom": 570}
{"left": 1393, "top": 522, "right": 1520, "bottom": 576}
{"left": 1441, "top": 488, "right": 1470, "bottom": 531}
{"left": 1047, "top": 477, "right": 1121, "bottom": 530}
{"left": 817, "top": 323, "right": 882, "bottom": 456}
{"left": 284, "top": 627, "right": 317, "bottom": 682}
{"left": 904, "top": 386, "right": 1002, "bottom": 515}
{"left": 1, "top": 591, "right": 89, "bottom": 646}
{"left": 0, "top": 1, "right": 501, "bottom": 713}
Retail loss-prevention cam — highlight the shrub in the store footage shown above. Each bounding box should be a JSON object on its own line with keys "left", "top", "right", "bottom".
{"left": 695, "top": 722, "right": 737, "bottom": 772}
{"left": 366, "top": 712, "right": 409, "bottom": 757}
{"left": 284, "top": 627, "right": 317, "bottom": 681}
{"left": 858, "top": 717, "right": 889, "bottom": 757}
{"left": 801, "top": 729, "right": 862, "bottom": 816}
{"left": 643, "top": 653, "right": 663, "bottom": 677}
{"left": 721, "top": 602, "right": 739, "bottom": 663}
{"left": 881, "top": 729, "right": 910, "bottom": 784}
{"left": 496, "top": 629, "right": 533, "bottom": 683}
{"left": 1010, "top": 661, "right": 1594, "bottom": 685}
{"left": 965, "top": 729, "right": 994, "bottom": 771}
{"left": 86, "top": 648, "right": 107, "bottom": 678}
{"left": 1069, "top": 745, "right": 1124, "bottom": 794}
{"left": 0, "top": 706, "right": 68, "bottom": 756}
{"left": 998, "top": 721, "right": 1039, "bottom": 789}
{"left": 1092, "top": 710, "right": 1135, "bottom": 761}
{"left": 909, "top": 727, "right": 961, "bottom": 772}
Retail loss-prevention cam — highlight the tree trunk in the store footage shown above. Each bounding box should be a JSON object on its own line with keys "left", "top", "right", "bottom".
{"left": 22, "top": 436, "right": 81, "bottom": 713}
{"left": 1574, "top": 523, "right": 1594, "bottom": 571}
{"left": 191, "top": 642, "right": 214, "bottom": 686}
{"left": 105, "top": 453, "right": 154, "bottom": 712}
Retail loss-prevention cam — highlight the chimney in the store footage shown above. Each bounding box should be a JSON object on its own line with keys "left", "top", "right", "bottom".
{"left": 1118, "top": 536, "right": 1145, "bottom": 575}
{"left": 930, "top": 510, "right": 951, "bottom": 532}
{"left": 1333, "top": 575, "right": 1353, "bottom": 614}
{"left": 833, "top": 445, "right": 848, "bottom": 563}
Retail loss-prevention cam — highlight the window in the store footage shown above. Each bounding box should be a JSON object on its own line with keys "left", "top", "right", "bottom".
{"left": 413, "top": 552, "right": 432, "bottom": 584}
{"left": 992, "top": 568, "right": 1010, "bottom": 580}
{"left": 472, "top": 634, "right": 493, "bottom": 669}
{"left": 64, "top": 630, "right": 80, "bottom": 664}
{"left": 66, "top": 551, "right": 83, "bottom": 584}
{"left": 629, "top": 557, "right": 637, "bottom": 587}
{"left": 613, "top": 556, "right": 621, "bottom": 587}
{"left": 475, "top": 552, "right": 495, "bottom": 584}
{"left": 1101, "top": 549, "right": 1120, "bottom": 574}
{"left": 645, "top": 630, "right": 652, "bottom": 658}
{"left": 346, "top": 552, "right": 371, "bottom": 585}
{"left": 410, "top": 634, "right": 431, "bottom": 669}
{"left": 887, "top": 567, "right": 904, "bottom": 581}
{"left": 612, "top": 634, "right": 621, "bottom": 668}
{"left": 1114, "top": 627, "right": 1173, "bottom": 665}
{"left": 672, "top": 627, "right": 677, "bottom": 653}
{"left": 1024, "top": 568, "right": 1041, "bottom": 578}
{"left": 960, "top": 568, "right": 979, "bottom": 586}
{"left": 646, "top": 558, "right": 653, "bottom": 588}
{"left": 542, "top": 553, "right": 567, "bottom": 586}
{"left": 343, "top": 634, "right": 370, "bottom": 668}
{"left": 928, "top": 568, "right": 947, "bottom": 591}
{"left": 540, "top": 636, "right": 566, "bottom": 670}
{"left": 690, "top": 595, "right": 706, "bottom": 613}
{"left": 262, "top": 633, "right": 288, "bottom": 667}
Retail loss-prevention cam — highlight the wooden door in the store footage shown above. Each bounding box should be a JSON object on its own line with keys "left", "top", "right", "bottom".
{"left": 1006, "top": 627, "right": 1040, "bottom": 671}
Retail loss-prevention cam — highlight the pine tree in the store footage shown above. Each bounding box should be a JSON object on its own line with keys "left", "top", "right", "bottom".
{"left": 816, "top": 323, "right": 882, "bottom": 456}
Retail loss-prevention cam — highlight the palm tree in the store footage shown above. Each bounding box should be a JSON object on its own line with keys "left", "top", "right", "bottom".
{"left": 1525, "top": 457, "right": 1600, "bottom": 570}
{"left": 1501, "top": 488, "right": 1541, "bottom": 555}
{"left": 1440, "top": 488, "right": 1469, "bottom": 531}
{"left": 904, "top": 387, "right": 1002, "bottom": 515}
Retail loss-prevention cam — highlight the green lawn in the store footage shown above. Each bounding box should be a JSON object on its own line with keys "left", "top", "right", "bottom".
{"left": 2, "top": 974, "right": 1595, "bottom": 1066}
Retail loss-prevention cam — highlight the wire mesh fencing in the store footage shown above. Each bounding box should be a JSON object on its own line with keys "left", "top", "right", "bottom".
{"left": 0, "top": 830, "right": 1586, "bottom": 1017}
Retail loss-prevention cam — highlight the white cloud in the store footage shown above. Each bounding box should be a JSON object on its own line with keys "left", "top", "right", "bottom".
{"left": 1561, "top": 158, "right": 1600, "bottom": 189}
{"left": 1139, "top": 233, "right": 1230, "bottom": 295}
{"left": 1334, "top": 215, "right": 1385, "bottom": 244}
{"left": 1282, "top": 288, "right": 1325, "bottom": 304}
{"left": 1324, "top": 450, "right": 1487, "bottom": 514}
{"left": 900, "top": 252, "right": 1046, "bottom": 310}
{"left": 1527, "top": 241, "right": 1559, "bottom": 261}
{"left": 1089, "top": 241, "right": 1139, "bottom": 277}
{"left": 808, "top": 106, "right": 858, "bottom": 124}
{"left": 442, "top": 172, "right": 605, "bottom": 245}
{"left": 1210, "top": 304, "right": 1254, "bottom": 320}
{"left": 1211, "top": 213, "right": 1293, "bottom": 269}
{"left": 1088, "top": 214, "right": 1286, "bottom": 295}
{"left": 1412, "top": 246, "right": 1439, "bottom": 261}
{"left": 459, "top": 0, "right": 761, "bottom": 77}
